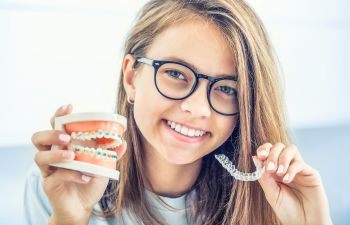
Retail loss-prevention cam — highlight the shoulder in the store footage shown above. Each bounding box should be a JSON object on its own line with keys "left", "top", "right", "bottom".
{"left": 23, "top": 164, "right": 52, "bottom": 224}
{"left": 24, "top": 164, "right": 48, "bottom": 204}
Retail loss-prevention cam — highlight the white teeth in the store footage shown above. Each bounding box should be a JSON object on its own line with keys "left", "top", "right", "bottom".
{"left": 83, "top": 132, "right": 89, "bottom": 140}
{"left": 175, "top": 124, "right": 181, "bottom": 132}
{"left": 167, "top": 120, "right": 206, "bottom": 138}
{"left": 188, "top": 129, "right": 195, "bottom": 137}
{"left": 88, "top": 133, "right": 94, "bottom": 140}
{"left": 194, "top": 130, "right": 201, "bottom": 136}
{"left": 71, "top": 130, "right": 120, "bottom": 141}
{"left": 68, "top": 144, "right": 118, "bottom": 160}
{"left": 96, "top": 130, "right": 104, "bottom": 139}
{"left": 180, "top": 126, "right": 188, "bottom": 135}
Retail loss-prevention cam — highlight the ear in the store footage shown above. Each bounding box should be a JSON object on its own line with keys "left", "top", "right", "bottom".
{"left": 122, "top": 54, "right": 137, "bottom": 101}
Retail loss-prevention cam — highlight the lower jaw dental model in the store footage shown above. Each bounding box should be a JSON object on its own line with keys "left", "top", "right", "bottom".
{"left": 215, "top": 154, "right": 265, "bottom": 181}
{"left": 50, "top": 112, "right": 127, "bottom": 180}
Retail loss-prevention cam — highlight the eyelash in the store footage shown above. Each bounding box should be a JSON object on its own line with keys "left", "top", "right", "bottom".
{"left": 166, "top": 70, "right": 186, "bottom": 80}
{"left": 215, "top": 86, "right": 236, "bottom": 96}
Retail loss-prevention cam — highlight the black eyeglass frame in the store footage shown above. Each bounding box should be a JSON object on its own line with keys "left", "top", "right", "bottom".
{"left": 134, "top": 55, "right": 240, "bottom": 116}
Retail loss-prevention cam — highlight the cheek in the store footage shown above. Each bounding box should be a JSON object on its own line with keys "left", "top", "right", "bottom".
{"left": 133, "top": 74, "right": 174, "bottom": 124}
{"left": 133, "top": 77, "right": 156, "bottom": 119}
{"left": 133, "top": 96, "right": 153, "bottom": 134}
{"left": 132, "top": 81, "right": 165, "bottom": 135}
{"left": 216, "top": 118, "right": 238, "bottom": 143}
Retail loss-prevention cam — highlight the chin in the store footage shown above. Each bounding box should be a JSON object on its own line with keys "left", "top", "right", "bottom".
{"left": 162, "top": 149, "right": 203, "bottom": 165}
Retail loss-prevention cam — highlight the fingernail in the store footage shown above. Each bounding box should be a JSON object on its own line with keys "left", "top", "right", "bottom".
{"left": 81, "top": 175, "right": 91, "bottom": 182}
{"left": 61, "top": 104, "right": 70, "bottom": 111}
{"left": 59, "top": 134, "right": 71, "bottom": 142}
{"left": 60, "top": 105, "right": 67, "bottom": 111}
{"left": 283, "top": 173, "right": 290, "bottom": 182}
{"left": 259, "top": 149, "right": 268, "bottom": 157}
{"left": 277, "top": 165, "right": 284, "bottom": 174}
{"left": 63, "top": 151, "right": 74, "bottom": 160}
{"left": 267, "top": 162, "right": 275, "bottom": 171}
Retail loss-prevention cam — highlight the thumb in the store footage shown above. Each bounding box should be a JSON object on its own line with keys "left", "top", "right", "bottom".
{"left": 253, "top": 156, "right": 280, "bottom": 206}
{"left": 50, "top": 104, "right": 73, "bottom": 129}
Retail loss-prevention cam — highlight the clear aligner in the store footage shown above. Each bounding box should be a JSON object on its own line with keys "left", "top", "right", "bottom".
{"left": 214, "top": 154, "right": 265, "bottom": 181}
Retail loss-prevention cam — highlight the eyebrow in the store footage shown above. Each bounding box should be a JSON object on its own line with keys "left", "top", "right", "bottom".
{"left": 161, "top": 56, "right": 238, "bottom": 79}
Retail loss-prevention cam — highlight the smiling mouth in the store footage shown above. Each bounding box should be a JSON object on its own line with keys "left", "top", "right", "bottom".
{"left": 164, "top": 119, "right": 208, "bottom": 138}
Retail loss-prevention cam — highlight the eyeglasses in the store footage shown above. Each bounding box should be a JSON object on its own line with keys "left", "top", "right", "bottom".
{"left": 134, "top": 55, "right": 239, "bottom": 116}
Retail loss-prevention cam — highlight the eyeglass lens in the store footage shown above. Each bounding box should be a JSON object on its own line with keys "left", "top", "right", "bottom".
{"left": 155, "top": 62, "right": 238, "bottom": 115}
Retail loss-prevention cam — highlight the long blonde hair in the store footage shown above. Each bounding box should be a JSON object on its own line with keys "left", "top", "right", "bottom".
{"left": 99, "top": 0, "right": 290, "bottom": 224}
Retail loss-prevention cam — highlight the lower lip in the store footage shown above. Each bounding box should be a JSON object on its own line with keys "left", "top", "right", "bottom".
{"left": 161, "top": 119, "right": 208, "bottom": 143}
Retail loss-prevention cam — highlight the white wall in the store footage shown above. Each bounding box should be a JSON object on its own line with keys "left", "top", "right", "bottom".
{"left": 0, "top": 0, "right": 146, "bottom": 145}
{"left": 247, "top": 0, "right": 350, "bottom": 128}
{"left": 1, "top": 0, "right": 349, "bottom": 145}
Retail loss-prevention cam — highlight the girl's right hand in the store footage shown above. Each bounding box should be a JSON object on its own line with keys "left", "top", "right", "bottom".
{"left": 31, "top": 105, "right": 110, "bottom": 225}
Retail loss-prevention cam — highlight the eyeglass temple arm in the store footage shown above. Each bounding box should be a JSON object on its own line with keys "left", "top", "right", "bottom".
{"left": 135, "top": 56, "right": 153, "bottom": 66}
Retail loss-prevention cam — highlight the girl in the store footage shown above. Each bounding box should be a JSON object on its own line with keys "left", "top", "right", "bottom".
{"left": 26, "top": 0, "right": 333, "bottom": 224}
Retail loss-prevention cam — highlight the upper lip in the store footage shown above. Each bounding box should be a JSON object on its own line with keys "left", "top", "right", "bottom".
{"left": 165, "top": 119, "right": 209, "bottom": 133}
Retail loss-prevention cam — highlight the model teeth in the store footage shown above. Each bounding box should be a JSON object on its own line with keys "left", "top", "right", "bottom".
{"left": 167, "top": 120, "right": 206, "bottom": 137}
{"left": 70, "top": 144, "right": 118, "bottom": 160}
{"left": 98, "top": 137, "right": 124, "bottom": 149}
{"left": 71, "top": 129, "right": 121, "bottom": 141}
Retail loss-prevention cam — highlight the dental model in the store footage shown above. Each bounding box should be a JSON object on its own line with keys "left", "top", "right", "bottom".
{"left": 51, "top": 112, "right": 127, "bottom": 180}
{"left": 215, "top": 154, "right": 265, "bottom": 181}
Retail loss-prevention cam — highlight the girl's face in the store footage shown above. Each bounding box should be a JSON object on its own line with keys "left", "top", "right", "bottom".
{"left": 124, "top": 19, "right": 238, "bottom": 165}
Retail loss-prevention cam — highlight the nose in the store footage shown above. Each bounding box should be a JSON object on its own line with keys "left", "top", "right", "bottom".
{"left": 180, "top": 80, "right": 211, "bottom": 118}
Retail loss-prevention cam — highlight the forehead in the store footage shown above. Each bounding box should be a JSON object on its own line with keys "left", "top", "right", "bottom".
{"left": 146, "top": 19, "right": 236, "bottom": 77}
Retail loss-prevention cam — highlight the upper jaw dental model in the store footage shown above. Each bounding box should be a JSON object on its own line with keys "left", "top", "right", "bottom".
{"left": 50, "top": 112, "right": 127, "bottom": 180}
{"left": 215, "top": 154, "right": 265, "bottom": 181}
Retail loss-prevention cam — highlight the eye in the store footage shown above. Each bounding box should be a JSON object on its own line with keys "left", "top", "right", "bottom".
{"left": 165, "top": 70, "right": 186, "bottom": 80}
{"left": 217, "top": 86, "right": 236, "bottom": 96}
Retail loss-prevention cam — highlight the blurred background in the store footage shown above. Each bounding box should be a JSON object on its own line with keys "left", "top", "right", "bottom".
{"left": 0, "top": 0, "right": 349, "bottom": 224}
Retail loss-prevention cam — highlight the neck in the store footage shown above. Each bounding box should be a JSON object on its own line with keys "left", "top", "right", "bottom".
{"left": 144, "top": 145, "right": 202, "bottom": 198}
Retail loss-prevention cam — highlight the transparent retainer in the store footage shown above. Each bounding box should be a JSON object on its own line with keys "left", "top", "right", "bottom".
{"left": 214, "top": 154, "right": 265, "bottom": 181}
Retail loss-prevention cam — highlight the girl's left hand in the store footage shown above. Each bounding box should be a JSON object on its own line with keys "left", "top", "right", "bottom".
{"left": 255, "top": 143, "right": 333, "bottom": 225}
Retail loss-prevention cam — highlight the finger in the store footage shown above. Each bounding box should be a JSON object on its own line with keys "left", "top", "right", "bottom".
{"left": 256, "top": 143, "right": 273, "bottom": 160}
{"left": 34, "top": 150, "right": 75, "bottom": 177}
{"left": 276, "top": 144, "right": 298, "bottom": 177}
{"left": 44, "top": 169, "right": 92, "bottom": 196}
{"left": 256, "top": 159, "right": 280, "bottom": 206}
{"left": 252, "top": 155, "right": 263, "bottom": 169}
{"left": 253, "top": 155, "right": 279, "bottom": 189}
{"left": 50, "top": 104, "right": 73, "bottom": 129}
{"left": 265, "top": 143, "right": 285, "bottom": 173}
{"left": 32, "top": 130, "right": 71, "bottom": 151}
{"left": 282, "top": 160, "right": 304, "bottom": 184}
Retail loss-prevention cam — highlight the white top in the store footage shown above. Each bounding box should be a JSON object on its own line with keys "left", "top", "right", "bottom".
{"left": 23, "top": 165, "right": 193, "bottom": 225}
